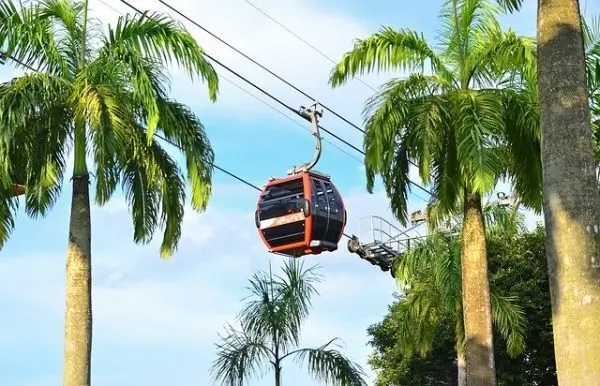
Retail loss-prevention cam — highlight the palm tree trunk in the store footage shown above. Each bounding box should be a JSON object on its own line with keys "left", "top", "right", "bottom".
{"left": 274, "top": 363, "right": 281, "bottom": 386}
{"left": 460, "top": 192, "right": 496, "bottom": 386}
{"left": 457, "top": 350, "right": 466, "bottom": 386}
{"left": 62, "top": 174, "right": 92, "bottom": 386}
{"left": 537, "top": 0, "right": 600, "bottom": 383}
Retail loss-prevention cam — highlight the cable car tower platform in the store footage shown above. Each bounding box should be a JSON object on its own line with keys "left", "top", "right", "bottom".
{"left": 347, "top": 215, "right": 427, "bottom": 277}
{"left": 348, "top": 191, "right": 519, "bottom": 276}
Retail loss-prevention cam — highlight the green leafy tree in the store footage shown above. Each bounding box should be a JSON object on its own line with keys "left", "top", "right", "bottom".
{"left": 0, "top": 0, "right": 218, "bottom": 384}
{"left": 388, "top": 203, "right": 527, "bottom": 386}
{"left": 368, "top": 225, "right": 556, "bottom": 385}
{"left": 328, "top": 0, "right": 540, "bottom": 383}
{"left": 211, "top": 260, "right": 367, "bottom": 386}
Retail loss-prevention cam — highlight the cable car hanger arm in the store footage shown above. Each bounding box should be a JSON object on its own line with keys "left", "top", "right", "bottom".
{"left": 287, "top": 102, "right": 323, "bottom": 175}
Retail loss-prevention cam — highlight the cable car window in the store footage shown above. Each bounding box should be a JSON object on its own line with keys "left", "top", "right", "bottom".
{"left": 312, "top": 178, "right": 329, "bottom": 213}
{"left": 323, "top": 181, "right": 339, "bottom": 214}
{"left": 259, "top": 178, "right": 305, "bottom": 220}
{"left": 310, "top": 178, "right": 328, "bottom": 241}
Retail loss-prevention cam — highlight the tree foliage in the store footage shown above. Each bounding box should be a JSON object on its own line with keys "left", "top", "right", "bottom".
{"left": 211, "top": 259, "right": 367, "bottom": 386}
{"left": 329, "top": 0, "right": 541, "bottom": 227}
{"left": 367, "top": 225, "right": 556, "bottom": 385}
{"left": 0, "top": 0, "right": 219, "bottom": 256}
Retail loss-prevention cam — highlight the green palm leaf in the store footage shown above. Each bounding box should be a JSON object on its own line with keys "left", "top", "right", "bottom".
{"left": 329, "top": 27, "right": 452, "bottom": 87}
{"left": 292, "top": 340, "right": 368, "bottom": 386}
{"left": 212, "top": 261, "right": 366, "bottom": 386}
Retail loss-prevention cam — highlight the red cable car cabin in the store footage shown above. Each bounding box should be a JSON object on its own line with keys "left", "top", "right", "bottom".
{"left": 255, "top": 170, "right": 347, "bottom": 257}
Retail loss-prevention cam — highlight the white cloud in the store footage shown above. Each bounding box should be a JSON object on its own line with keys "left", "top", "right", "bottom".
{"left": 80, "top": 0, "right": 393, "bottom": 147}
{"left": 0, "top": 182, "right": 401, "bottom": 385}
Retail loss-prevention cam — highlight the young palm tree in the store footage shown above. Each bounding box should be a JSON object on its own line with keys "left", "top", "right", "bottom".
{"left": 498, "top": 0, "right": 600, "bottom": 382}
{"left": 0, "top": 1, "right": 218, "bottom": 384}
{"left": 210, "top": 259, "right": 367, "bottom": 386}
{"left": 393, "top": 203, "right": 527, "bottom": 386}
{"left": 329, "top": 0, "right": 540, "bottom": 384}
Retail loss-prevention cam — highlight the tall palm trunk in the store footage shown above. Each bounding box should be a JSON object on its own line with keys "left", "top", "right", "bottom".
{"left": 461, "top": 193, "right": 495, "bottom": 386}
{"left": 275, "top": 365, "right": 281, "bottom": 386}
{"left": 63, "top": 174, "right": 92, "bottom": 386}
{"left": 457, "top": 349, "right": 466, "bottom": 386}
{"left": 537, "top": 0, "right": 600, "bottom": 383}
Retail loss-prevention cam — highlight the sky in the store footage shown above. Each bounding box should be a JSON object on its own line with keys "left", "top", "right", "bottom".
{"left": 1, "top": 0, "right": 599, "bottom": 385}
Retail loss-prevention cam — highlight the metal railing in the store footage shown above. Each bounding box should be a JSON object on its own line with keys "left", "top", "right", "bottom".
{"left": 357, "top": 216, "right": 426, "bottom": 253}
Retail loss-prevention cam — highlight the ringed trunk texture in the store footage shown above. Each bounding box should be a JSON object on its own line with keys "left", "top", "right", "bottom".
{"left": 63, "top": 174, "right": 92, "bottom": 386}
{"left": 461, "top": 193, "right": 496, "bottom": 386}
{"left": 537, "top": 0, "right": 600, "bottom": 383}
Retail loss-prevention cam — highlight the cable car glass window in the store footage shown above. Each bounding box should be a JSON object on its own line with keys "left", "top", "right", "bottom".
{"left": 259, "top": 178, "right": 305, "bottom": 220}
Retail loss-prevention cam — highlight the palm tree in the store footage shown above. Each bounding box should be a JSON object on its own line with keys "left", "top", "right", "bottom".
{"left": 583, "top": 15, "right": 600, "bottom": 167}
{"left": 393, "top": 202, "right": 527, "bottom": 386}
{"left": 328, "top": 0, "right": 540, "bottom": 384}
{"left": 210, "top": 259, "right": 367, "bottom": 386}
{"left": 0, "top": 1, "right": 218, "bottom": 384}
{"left": 497, "top": 0, "right": 600, "bottom": 383}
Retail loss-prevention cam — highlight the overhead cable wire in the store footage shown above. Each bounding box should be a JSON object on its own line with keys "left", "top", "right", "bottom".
{"left": 241, "top": 0, "right": 378, "bottom": 93}
{"left": 153, "top": 0, "right": 367, "bottom": 135}
{"left": 240, "top": 0, "right": 435, "bottom": 188}
{"left": 118, "top": 0, "right": 434, "bottom": 198}
{"left": 0, "top": 50, "right": 263, "bottom": 193}
{"left": 97, "top": 0, "right": 363, "bottom": 165}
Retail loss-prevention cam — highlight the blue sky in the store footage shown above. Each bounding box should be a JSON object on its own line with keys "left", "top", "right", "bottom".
{"left": 1, "top": 0, "right": 599, "bottom": 385}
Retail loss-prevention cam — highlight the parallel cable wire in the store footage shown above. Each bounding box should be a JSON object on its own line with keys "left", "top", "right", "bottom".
{"left": 240, "top": 0, "right": 433, "bottom": 184}
{"left": 0, "top": 50, "right": 263, "bottom": 193}
{"left": 242, "top": 0, "right": 378, "bottom": 93}
{"left": 1, "top": 0, "right": 434, "bottom": 241}
{"left": 2, "top": 51, "right": 362, "bottom": 239}
{"left": 155, "top": 0, "right": 367, "bottom": 135}
{"left": 96, "top": 0, "right": 363, "bottom": 165}
{"left": 119, "top": 0, "right": 434, "bottom": 198}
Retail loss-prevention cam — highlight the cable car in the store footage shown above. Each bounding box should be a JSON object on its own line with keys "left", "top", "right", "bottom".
{"left": 254, "top": 103, "right": 347, "bottom": 257}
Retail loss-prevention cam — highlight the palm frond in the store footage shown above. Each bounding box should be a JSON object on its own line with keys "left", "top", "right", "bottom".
{"left": 20, "top": 104, "right": 70, "bottom": 217}
{"left": 117, "top": 122, "right": 186, "bottom": 258}
{"left": 452, "top": 89, "right": 505, "bottom": 194}
{"left": 239, "top": 269, "right": 287, "bottom": 347}
{"left": 329, "top": 27, "right": 452, "bottom": 87}
{"left": 500, "top": 88, "right": 543, "bottom": 212}
{"left": 438, "top": 0, "right": 501, "bottom": 82}
{"left": 292, "top": 342, "right": 368, "bottom": 386}
{"left": 275, "top": 259, "right": 322, "bottom": 330}
{"left": 211, "top": 324, "right": 274, "bottom": 386}
{"left": 584, "top": 15, "right": 600, "bottom": 104}
{"left": 0, "top": 0, "right": 71, "bottom": 75}
{"left": 102, "top": 10, "right": 218, "bottom": 99}
{"left": 393, "top": 283, "right": 447, "bottom": 358}
{"left": 493, "top": 0, "right": 523, "bottom": 12}
{"left": 484, "top": 200, "right": 526, "bottom": 237}
{"left": 583, "top": 14, "right": 600, "bottom": 54}
{"left": 0, "top": 72, "right": 71, "bottom": 140}
{"left": 240, "top": 260, "right": 322, "bottom": 353}
{"left": 153, "top": 96, "right": 214, "bottom": 212}
{"left": 0, "top": 192, "right": 18, "bottom": 248}
{"left": 427, "top": 124, "right": 463, "bottom": 225}
{"left": 0, "top": 73, "right": 71, "bottom": 216}
{"left": 490, "top": 292, "right": 526, "bottom": 357}
{"left": 470, "top": 26, "right": 536, "bottom": 88}
{"left": 37, "top": 0, "right": 86, "bottom": 74}
{"left": 362, "top": 75, "right": 450, "bottom": 225}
